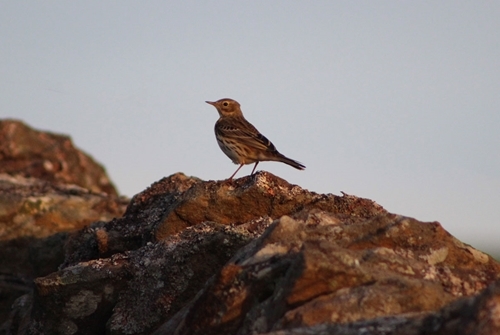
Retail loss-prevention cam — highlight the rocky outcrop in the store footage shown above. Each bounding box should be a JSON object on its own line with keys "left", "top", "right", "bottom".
{"left": 3, "top": 172, "right": 499, "bottom": 335}
{"left": 21, "top": 172, "right": 389, "bottom": 334}
{"left": 0, "top": 121, "right": 127, "bottom": 331}
{"left": 61, "top": 171, "right": 384, "bottom": 268}
{"left": 0, "top": 173, "right": 127, "bottom": 331}
{"left": 156, "top": 204, "right": 499, "bottom": 334}
{"left": 1, "top": 120, "right": 499, "bottom": 335}
{"left": 0, "top": 120, "right": 118, "bottom": 196}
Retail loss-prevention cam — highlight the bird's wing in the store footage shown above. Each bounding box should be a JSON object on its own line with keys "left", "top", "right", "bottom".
{"left": 216, "top": 118, "right": 277, "bottom": 152}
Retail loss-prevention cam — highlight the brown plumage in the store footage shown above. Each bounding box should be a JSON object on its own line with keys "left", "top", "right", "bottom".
{"left": 206, "top": 98, "right": 305, "bottom": 180}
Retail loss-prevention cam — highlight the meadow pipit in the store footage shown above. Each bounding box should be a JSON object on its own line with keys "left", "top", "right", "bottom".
{"left": 206, "top": 98, "right": 305, "bottom": 180}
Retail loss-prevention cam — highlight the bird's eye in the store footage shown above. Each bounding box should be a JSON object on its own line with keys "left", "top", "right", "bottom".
{"left": 223, "top": 101, "right": 229, "bottom": 107}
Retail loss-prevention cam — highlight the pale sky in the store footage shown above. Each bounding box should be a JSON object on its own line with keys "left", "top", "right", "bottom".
{"left": 1, "top": 2, "right": 499, "bottom": 256}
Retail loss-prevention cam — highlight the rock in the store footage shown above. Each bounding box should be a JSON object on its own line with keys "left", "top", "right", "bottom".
{"left": 61, "top": 172, "right": 203, "bottom": 267}
{"left": 29, "top": 220, "right": 272, "bottom": 335}
{"left": 0, "top": 173, "right": 126, "bottom": 242}
{"left": 62, "top": 172, "right": 385, "bottom": 267}
{"left": 254, "top": 278, "right": 500, "bottom": 335}
{"left": 30, "top": 253, "right": 131, "bottom": 335}
{"left": 0, "top": 174, "right": 127, "bottom": 330}
{"left": 0, "top": 119, "right": 118, "bottom": 196}
{"left": 1, "top": 294, "right": 32, "bottom": 335}
{"left": 0, "top": 119, "right": 127, "bottom": 329}
{"left": 0, "top": 173, "right": 127, "bottom": 278}
{"left": 155, "top": 209, "right": 500, "bottom": 335}
{"left": 0, "top": 173, "right": 127, "bottom": 329}
{"left": 1, "top": 160, "right": 499, "bottom": 334}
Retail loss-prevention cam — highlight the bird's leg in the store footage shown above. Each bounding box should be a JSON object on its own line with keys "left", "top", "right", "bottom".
{"left": 229, "top": 164, "right": 244, "bottom": 180}
{"left": 250, "top": 162, "right": 259, "bottom": 175}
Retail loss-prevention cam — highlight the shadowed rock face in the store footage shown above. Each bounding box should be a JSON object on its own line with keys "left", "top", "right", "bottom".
{"left": 0, "top": 120, "right": 126, "bottom": 329}
{"left": 1, "top": 121, "right": 500, "bottom": 335}
{"left": 0, "top": 174, "right": 128, "bottom": 330}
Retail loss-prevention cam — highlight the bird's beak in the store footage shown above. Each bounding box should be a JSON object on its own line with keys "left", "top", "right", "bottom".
{"left": 205, "top": 101, "right": 216, "bottom": 106}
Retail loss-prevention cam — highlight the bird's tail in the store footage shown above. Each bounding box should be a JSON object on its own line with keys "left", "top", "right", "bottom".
{"left": 276, "top": 153, "right": 306, "bottom": 170}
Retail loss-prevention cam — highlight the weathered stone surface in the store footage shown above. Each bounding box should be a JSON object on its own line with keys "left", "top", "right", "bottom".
{"left": 3, "top": 171, "right": 388, "bottom": 334}
{"left": 155, "top": 210, "right": 500, "bottom": 335}
{"left": 0, "top": 174, "right": 126, "bottom": 242}
{"left": 2, "top": 166, "right": 500, "bottom": 334}
{"left": 30, "top": 253, "right": 130, "bottom": 335}
{"left": 62, "top": 172, "right": 385, "bottom": 266}
{"left": 0, "top": 173, "right": 127, "bottom": 327}
{"left": 19, "top": 220, "right": 271, "bottom": 335}
{"left": 61, "top": 172, "right": 203, "bottom": 267}
{"left": 0, "top": 120, "right": 127, "bottom": 328}
{"left": 0, "top": 173, "right": 126, "bottom": 280}
{"left": 108, "top": 220, "right": 272, "bottom": 335}
{"left": 0, "top": 119, "right": 118, "bottom": 196}
{"left": 255, "top": 278, "right": 500, "bottom": 335}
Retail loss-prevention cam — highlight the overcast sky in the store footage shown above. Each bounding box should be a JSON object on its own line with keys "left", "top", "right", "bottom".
{"left": 1, "top": 2, "right": 499, "bottom": 256}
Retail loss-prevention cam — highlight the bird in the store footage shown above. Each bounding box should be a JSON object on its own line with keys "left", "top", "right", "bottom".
{"left": 205, "top": 98, "right": 305, "bottom": 180}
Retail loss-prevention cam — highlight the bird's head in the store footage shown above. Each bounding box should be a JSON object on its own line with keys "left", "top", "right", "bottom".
{"left": 206, "top": 98, "right": 243, "bottom": 117}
